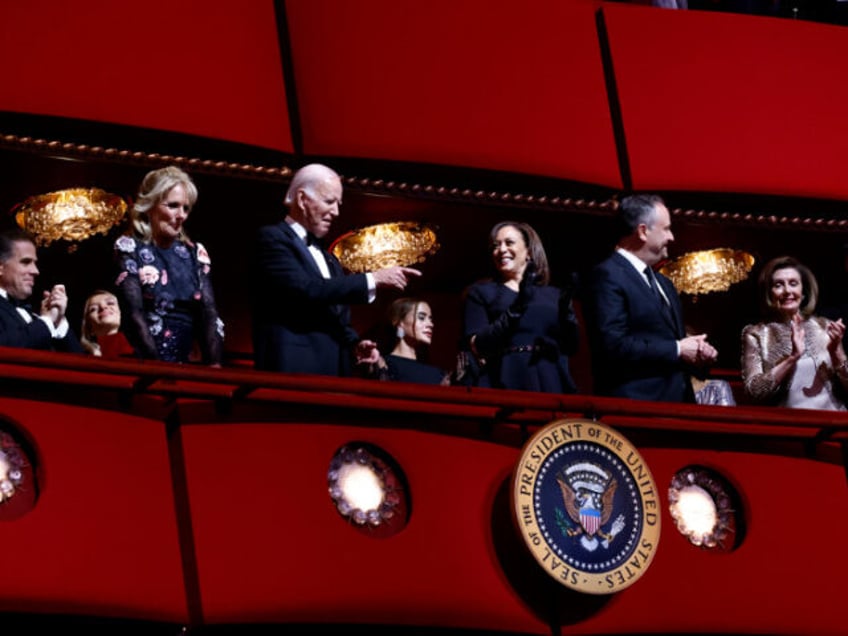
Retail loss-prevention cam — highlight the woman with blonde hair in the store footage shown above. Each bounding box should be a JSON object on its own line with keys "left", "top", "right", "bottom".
{"left": 80, "top": 290, "right": 134, "bottom": 358}
{"left": 113, "top": 166, "right": 223, "bottom": 365}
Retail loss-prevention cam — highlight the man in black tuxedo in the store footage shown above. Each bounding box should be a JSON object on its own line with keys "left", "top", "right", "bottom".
{"left": 582, "top": 194, "right": 717, "bottom": 402}
{"left": 251, "top": 163, "right": 421, "bottom": 376}
{"left": 0, "top": 229, "right": 83, "bottom": 352}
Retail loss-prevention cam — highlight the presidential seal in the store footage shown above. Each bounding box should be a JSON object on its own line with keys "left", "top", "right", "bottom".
{"left": 511, "top": 418, "right": 660, "bottom": 594}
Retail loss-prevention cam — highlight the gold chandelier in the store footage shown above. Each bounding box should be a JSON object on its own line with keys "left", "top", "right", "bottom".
{"left": 13, "top": 187, "right": 128, "bottom": 249}
{"left": 659, "top": 248, "right": 755, "bottom": 297}
{"left": 330, "top": 221, "right": 439, "bottom": 273}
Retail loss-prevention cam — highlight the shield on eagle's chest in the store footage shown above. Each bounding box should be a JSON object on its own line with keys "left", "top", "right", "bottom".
{"left": 580, "top": 506, "right": 601, "bottom": 535}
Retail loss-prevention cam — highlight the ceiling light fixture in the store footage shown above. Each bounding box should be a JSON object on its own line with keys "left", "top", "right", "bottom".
{"left": 12, "top": 187, "right": 128, "bottom": 251}
{"left": 659, "top": 248, "right": 755, "bottom": 298}
{"left": 330, "top": 221, "right": 439, "bottom": 273}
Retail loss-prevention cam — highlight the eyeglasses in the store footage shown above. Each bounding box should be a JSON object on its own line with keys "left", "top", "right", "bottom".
{"left": 162, "top": 201, "right": 191, "bottom": 212}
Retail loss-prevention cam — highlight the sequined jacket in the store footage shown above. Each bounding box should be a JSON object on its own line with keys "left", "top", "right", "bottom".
{"left": 740, "top": 316, "right": 848, "bottom": 404}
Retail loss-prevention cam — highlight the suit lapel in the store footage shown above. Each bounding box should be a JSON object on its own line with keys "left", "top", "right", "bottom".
{"left": 282, "top": 222, "right": 325, "bottom": 278}
{"left": 281, "top": 222, "right": 348, "bottom": 321}
{"left": 656, "top": 274, "right": 683, "bottom": 336}
{"left": 325, "top": 250, "right": 343, "bottom": 277}
{"left": 613, "top": 253, "right": 680, "bottom": 333}
{"left": 0, "top": 294, "right": 29, "bottom": 325}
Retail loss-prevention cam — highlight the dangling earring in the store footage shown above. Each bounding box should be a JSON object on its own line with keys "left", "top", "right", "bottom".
{"left": 396, "top": 326, "right": 405, "bottom": 339}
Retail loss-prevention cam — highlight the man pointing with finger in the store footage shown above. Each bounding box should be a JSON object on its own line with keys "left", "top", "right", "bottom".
{"left": 251, "top": 163, "right": 421, "bottom": 376}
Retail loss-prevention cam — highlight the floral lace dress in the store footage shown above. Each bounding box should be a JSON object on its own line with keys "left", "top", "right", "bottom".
{"left": 114, "top": 235, "right": 224, "bottom": 364}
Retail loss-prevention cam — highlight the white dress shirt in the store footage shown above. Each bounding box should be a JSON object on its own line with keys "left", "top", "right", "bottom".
{"left": 616, "top": 247, "right": 679, "bottom": 355}
{"left": 0, "top": 288, "right": 69, "bottom": 338}
{"left": 286, "top": 218, "right": 376, "bottom": 302}
{"left": 616, "top": 247, "right": 670, "bottom": 305}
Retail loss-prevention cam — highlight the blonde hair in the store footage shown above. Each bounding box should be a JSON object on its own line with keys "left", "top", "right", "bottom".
{"left": 80, "top": 290, "right": 120, "bottom": 356}
{"left": 129, "top": 166, "right": 198, "bottom": 242}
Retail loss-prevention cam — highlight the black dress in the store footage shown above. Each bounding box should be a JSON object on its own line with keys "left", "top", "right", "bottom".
{"left": 114, "top": 235, "right": 224, "bottom": 364}
{"left": 380, "top": 354, "right": 446, "bottom": 385}
{"left": 462, "top": 280, "right": 578, "bottom": 393}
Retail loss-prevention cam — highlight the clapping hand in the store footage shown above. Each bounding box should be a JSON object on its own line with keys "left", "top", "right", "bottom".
{"left": 40, "top": 284, "right": 68, "bottom": 327}
{"left": 511, "top": 260, "right": 538, "bottom": 316}
{"left": 680, "top": 333, "right": 718, "bottom": 366}
{"left": 355, "top": 339, "right": 381, "bottom": 365}
{"left": 826, "top": 318, "right": 845, "bottom": 355}
{"left": 791, "top": 313, "right": 806, "bottom": 359}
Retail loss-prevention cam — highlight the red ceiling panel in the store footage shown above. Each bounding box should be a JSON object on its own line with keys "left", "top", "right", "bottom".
{"left": 5, "top": 0, "right": 848, "bottom": 203}
{"left": 0, "top": 0, "right": 293, "bottom": 152}
{"left": 604, "top": 4, "right": 848, "bottom": 199}
{"left": 285, "top": 0, "right": 622, "bottom": 188}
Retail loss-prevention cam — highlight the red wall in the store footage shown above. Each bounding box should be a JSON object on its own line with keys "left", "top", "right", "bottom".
{"left": 3, "top": 1, "right": 848, "bottom": 200}
{"left": 0, "top": 397, "right": 185, "bottom": 621}
{"left": 0, "top": 0, "right": 292, "bottom": 152}
{"left": 1, "top": 389, "right": 847, "bottom": 633}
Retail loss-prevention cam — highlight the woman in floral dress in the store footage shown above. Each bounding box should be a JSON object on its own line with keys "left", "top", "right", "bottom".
{"left": 114, "top": 166, "right": 223, "bottom": 365}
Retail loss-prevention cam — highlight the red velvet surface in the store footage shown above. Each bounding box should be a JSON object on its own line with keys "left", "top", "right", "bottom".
{"left": 573, "top": 448, "right": 848, "bottom": 634}
{"left": 181, "top": 421, "right": 848, "bottom": 633}
{"left": 0, "top": 389, "right": 845, "bottom": 631}
{"left": 0, "top": 398, "right": 186, "bottom": 622}
{"left": 0, "top": 0, "right": 293, "bottom": 152}
{"left": 286, "top": 0, "right": 620, "bottom": 186}
{"left": 181, "top": 423, "right": 547, "bottom": 632}
{"left": 5, "top": 1, "right": 848, "bottom": 200}
{"left": 605, "top": 4, "right": 848, "bottom": 198}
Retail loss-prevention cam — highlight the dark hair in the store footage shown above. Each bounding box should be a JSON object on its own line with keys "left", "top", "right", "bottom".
{"left": 0, "top": 229, "right": 36, "bottom": 263}
{"left": 615, "top": 194, "right": 665, "bottom": 241}
{"left": 487, "top": 221, "right": 550, "bottom": 285}
{"left": 758, "top": 255, "right": 818, "bottom": 319}
{"left": 377, "top": 297, "right": 433, "bottom": 361}
{"left": 388, "top": 297, "right": 422, "bottom": 329}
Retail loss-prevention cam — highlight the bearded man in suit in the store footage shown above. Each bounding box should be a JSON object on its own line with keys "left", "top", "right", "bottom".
{"left": 0, "top": 228, "right": 83, "bottom": 353}
{"left": 582, "top": 194, "right": 717, "bottom": 402}
{"left": 251, "top": 163, "right": 421, "bottom": 376}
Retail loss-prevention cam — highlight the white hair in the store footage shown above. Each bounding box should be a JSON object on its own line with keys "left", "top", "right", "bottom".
{"left": 284, "top": 163, "right": 341, "bottom": 207}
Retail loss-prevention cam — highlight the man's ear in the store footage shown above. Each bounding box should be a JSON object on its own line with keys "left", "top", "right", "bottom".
{"left": 294, "top": 189, "right": 307, "bottom": 212}
{"left": 636, "top": 223, "right": 649, "bottom": 242}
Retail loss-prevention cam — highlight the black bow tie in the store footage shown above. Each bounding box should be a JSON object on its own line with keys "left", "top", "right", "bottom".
{"left": 305, "top": 232, "right": 322, "bottom": 248}
{"left": 8, "top": 296, "right": 32, "bottom": 311}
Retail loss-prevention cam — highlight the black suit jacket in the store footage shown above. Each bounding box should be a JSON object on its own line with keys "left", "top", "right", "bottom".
{"left": 250, "top": 220, "right": 370, "bottom": 376}
{"left": 0, "top": 295, "right": 83, "bottom": 353}
{"left": 582, "top": 251, "right": 695, "bottom": 403}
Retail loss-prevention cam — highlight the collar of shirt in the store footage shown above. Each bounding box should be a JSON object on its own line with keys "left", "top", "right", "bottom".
{"left": 617, "top": 247, "right": 670, "bottom": 306}
{"left": 286, "top": 217, "right": 310, "bottom": 243}
{"left": 286, "top": 217, "right": 330, "bottom": 278}
{"left": 616, "top": 248, "right": 653, "bottom": 285}
{"left": 0, "top": 288, "right": 35, "bottom": 323}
